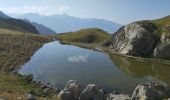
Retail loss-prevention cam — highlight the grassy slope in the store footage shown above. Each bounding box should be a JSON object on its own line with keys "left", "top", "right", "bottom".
{"left": 0, "top": 18, "right": 39, "bottom": 34}
{"left": 152, "top": 15, "right": 170, "bottom": 36}
{"left": 0, "top": 73, "right": 54, "bottom": 99}
{"left": 0, "top": 28, "right": 57, "bottom": 99}
{"left": 56, "top": 28, "right": 111, "bottom": 49}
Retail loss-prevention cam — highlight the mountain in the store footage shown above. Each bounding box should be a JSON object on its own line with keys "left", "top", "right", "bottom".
{"left": 0, "top": 11, "right": 10, "bottom": 19}
{"left": 23, "top": 19, "right": 56, "bottom": 35}
{"left": 0, "top": 11, "right": 56, "bottom": 34}
{"left": 103, "top": 15, "right": 170, "bottom": 60}
{"left": 16, "top": 13, "right": 121, "bottom": 34}
{"left": 0, "top": 18, "right": 39, "bottom": 34}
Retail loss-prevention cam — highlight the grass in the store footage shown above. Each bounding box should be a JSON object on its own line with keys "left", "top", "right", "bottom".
{"left": 56, "top": 28, "right": 111, "bottom": 43}
{"left": 0, "top": 73, "right": 58, "bottom": 99}
{"left": 56, "top": 28, "right": 111, "bottom": 50}
{"left": 0, "top": 28, "right": 51, "bottom": 72}
{"left": 0, "top": 28, "right": 57, "bottom": 99}
{"left": 152, "top": 15, "right": 170, "bottom": 36}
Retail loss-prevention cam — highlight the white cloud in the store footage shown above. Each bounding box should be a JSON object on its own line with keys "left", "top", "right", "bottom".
{"left": 0, "top": 5, "right": 68, "bottom": 15}
{"left": 68, "top": 54, "right": 89, "bottom": 63}
{"left": 0, "top": 5, "right": 48, "bottom": 14}
{"left": 58, "top": 6, "right": 68, "bottom": 12}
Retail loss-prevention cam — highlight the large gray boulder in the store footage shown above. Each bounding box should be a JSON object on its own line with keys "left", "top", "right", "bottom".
{"left": 57, "top": 80, "right": 81, "bottom": 100}
{"left": 131, "top": 81, "right": 170, "bottom": 100}
{"left": 154, "top": 38, "right": 170, "bottom": 59}
{"left": 80, "top": 84, "right": 106, "bottom": 100}
{"left": 109, "top": 21, "right": 157, "bottom": 57}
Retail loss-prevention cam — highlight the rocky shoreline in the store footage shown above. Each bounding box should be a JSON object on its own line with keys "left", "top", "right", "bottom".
{"left": 57, "top": 80, "right": 170, "bottom": 100}
{"left": 23, "top": 78, "right": 170, "bottom": 100}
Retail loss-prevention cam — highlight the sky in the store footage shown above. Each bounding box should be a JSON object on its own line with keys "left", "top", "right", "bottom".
{"left": 0, "top": 0, "right": 170, "bottom": 24}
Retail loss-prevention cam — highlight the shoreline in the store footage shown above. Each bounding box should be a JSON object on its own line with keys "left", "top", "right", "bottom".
{"left": 59, "top": 40, "right": 170, "bottom": 65}
{"left": 1, "top": 33, "right": 170, "bottom": 99}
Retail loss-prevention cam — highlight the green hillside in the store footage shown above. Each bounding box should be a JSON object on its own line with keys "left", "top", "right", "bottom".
{"left": 0, "top": 17, "right": 39, "bottom": 34}
{"left": 152, "top": 15, "right": 170, "bottom": 36}
{"left": 57, "top": 28, "right": 111, "bottom": 43}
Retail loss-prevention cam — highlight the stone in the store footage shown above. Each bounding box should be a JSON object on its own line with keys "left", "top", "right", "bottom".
{"left": 153, "top": 39, "right": 170, "bottom": 59}
{"left": 27, "top": 93, "right": 36, "bottom": 100}
{"left": 110, "top": 21, "right": 157, "bottom": 57}
{"left": 57, "top": 80, "right": 81, "bottom": 100}
{"left": 80, "top": 84, "right": 106, "bottom": 100}
{"left": 131, "top": 81, "right": 170, "bottom": 100}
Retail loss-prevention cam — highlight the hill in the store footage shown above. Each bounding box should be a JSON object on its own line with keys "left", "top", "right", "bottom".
{"left": 0, "top": 11, "right": 39, "bottom": 34}
{"left": 23, "top": 19, "right": 56, "bottom": 35}
{"left": 103, "top": 15, "right": 170, "bottom": 59}
{"left": 0, "top": 18, "right": 39, "bottom": 34}
{"left": 16, "top": 13, "right": 121, "bottom": 34}
{"left": 57, "top": 28, "right": 111, "bottom": 43}
{"left": 152, "top": 15, "right": 170, "bottom": 36}
{"left": 0, "top": 11, "right": 10, "bottom": 18}
{"left": 0, "top": 11, "right": 56, "bottom": 35}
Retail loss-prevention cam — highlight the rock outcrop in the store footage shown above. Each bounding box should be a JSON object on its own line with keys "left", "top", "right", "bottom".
{"left": 57, "top": 80, "right": 81, "bottom": 100}
{"left": 153, "top": 33, "right": 170, "bottom": 59}
{"left": 57, "top": 80, "right": 170, "bottom": 100}
{"left": 104, "top": 19, "right": 170, "bottom": 59}
{"left": 104, "top": 21, "right": 158, "bottom": 58}
{"left": 80, "top": 84, "right": 106, "bottom": 100}
{"left": 131, "top": 81, "right": 170, "bottom": 100}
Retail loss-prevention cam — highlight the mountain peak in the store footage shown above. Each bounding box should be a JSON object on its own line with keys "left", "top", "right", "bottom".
{"left": 0, "top": 11, "right": 11, "bottom": 19}
{"left": 61, "top": 13, "right": 69, "bottom": 16}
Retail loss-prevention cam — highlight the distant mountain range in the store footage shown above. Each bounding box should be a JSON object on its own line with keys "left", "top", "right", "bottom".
{"left": 23, "top": 19, "right": 56, "bottom": 35}
{"left": 0, "top": 11, "right": 56, "bottom": 35}
{"left": 0, "top": 11, "right": 39, "bottom": 34}
{"left": 15, "top": 13, "right": 121, "bottom": 34}
{"left": 0, "top": 11, "right": 10, "bottom": 19}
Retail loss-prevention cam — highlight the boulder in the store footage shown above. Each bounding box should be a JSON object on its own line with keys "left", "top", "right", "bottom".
{"left": 27, "top": 93, "right": 36, "bottom": 100}
{"left": 57, "top": 80, "right": 81, "bottom": 100}
{"left": 109, "top": 21, "right": 157, "bottom": 57}
{"left": 131, "top": 81, "right": 170, "bottom": 100}
{"left": 153, "top": 39, "right": 170, "bottom": 59}
{"left": 80, "top": 84, "right": 106, "bottom": 100}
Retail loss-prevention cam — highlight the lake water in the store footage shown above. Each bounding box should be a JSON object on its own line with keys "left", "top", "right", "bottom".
{"left": 19, "top": 41, "right": 170, "bottom": 93}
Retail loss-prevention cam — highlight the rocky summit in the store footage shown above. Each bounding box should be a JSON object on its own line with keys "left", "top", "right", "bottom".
{"left": 103, "top": 16, "right": 170, "bottom": 59}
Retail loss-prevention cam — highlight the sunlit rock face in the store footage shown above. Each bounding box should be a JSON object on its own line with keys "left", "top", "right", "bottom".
{"left": 153, "top": 37, "right": 170, "bottom": 59}
{"left": 104, "top": 20, "right": 170, "bottom": 59}
{"left": 109, "top": 21, "right": 157, "bottom": 57}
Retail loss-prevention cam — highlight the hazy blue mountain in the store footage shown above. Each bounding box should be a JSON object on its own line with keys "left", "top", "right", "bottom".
{"left": 23, "top": 19, "right": 56, "bottom": 35}
{"left": 17, "top": 13, "right": 122, "bottom": 33}
{"left": 0, "top": 11, "right": 56, "bottom": 35}
{"left": 0, "top": 11, "right": 11, "bottom": 19}
{"left": 0, "top": 11, "right": 39, "bottom": 34}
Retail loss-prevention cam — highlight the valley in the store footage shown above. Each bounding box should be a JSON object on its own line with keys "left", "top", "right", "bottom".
{"left": 0, "top": 4, "right": 170, "bottom": 99}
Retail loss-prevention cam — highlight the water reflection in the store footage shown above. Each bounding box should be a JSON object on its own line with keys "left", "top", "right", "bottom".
{"left": 109, "top": 54, "right": 170, "bottom": 84}
{"left": 19, "top": 41, "right": 170, "bottom": 93}
{"left": 68, "top": 54, "right": 89, "bottom": 63}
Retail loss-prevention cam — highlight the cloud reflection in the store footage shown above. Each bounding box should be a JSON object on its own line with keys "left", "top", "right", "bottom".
{"left": 68, "top": 54, "right": 89, "bottom": 63}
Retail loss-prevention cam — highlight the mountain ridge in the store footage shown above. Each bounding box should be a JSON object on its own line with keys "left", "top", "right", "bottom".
{"left": 0, "top": 11, "right": 56, "bottom": 34}
{"left": 15, "top": 13, "right": 122, "bottom": 33}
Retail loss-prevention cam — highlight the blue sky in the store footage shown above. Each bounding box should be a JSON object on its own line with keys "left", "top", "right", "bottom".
{"left": 0, "top": 0, "right": 170, "bottom": 24}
